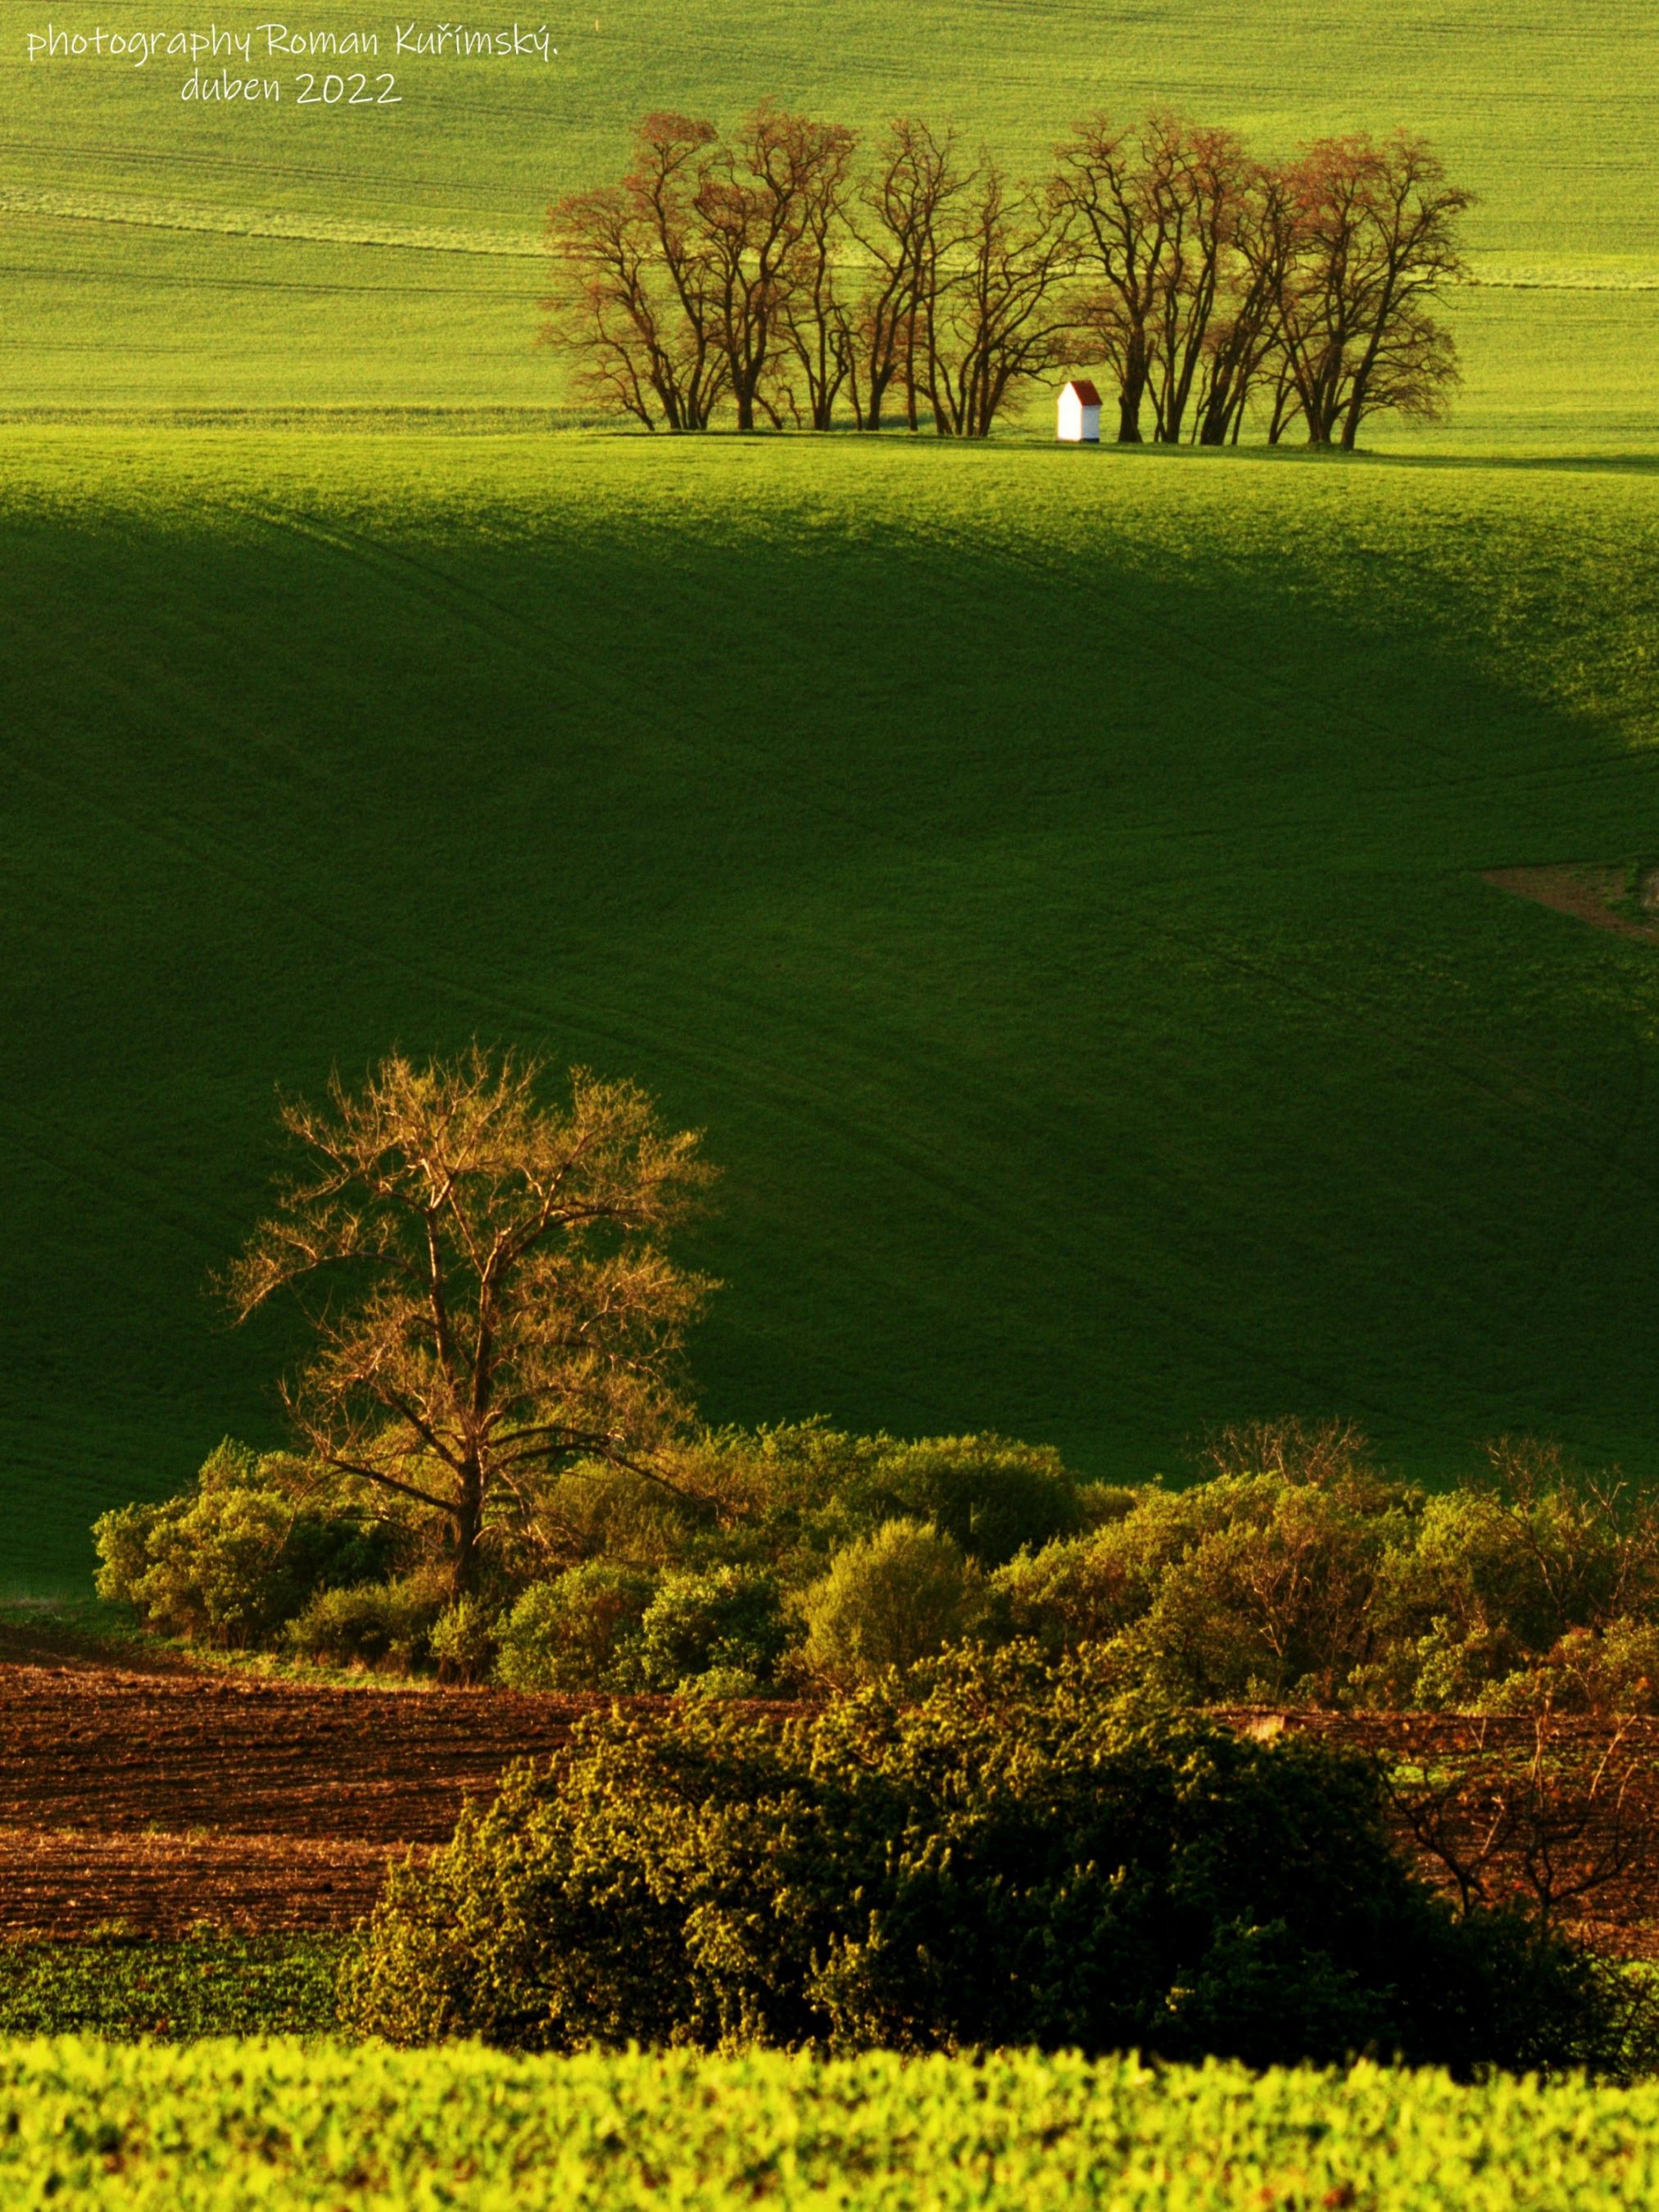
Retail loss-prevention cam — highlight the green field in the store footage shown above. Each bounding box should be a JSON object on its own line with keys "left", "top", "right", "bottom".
{"left": 3, "top": 0, "right": 1659, "bottom": 441}
{"left": 7, "top": 3, "right": 1659, "bottom": 1586}
{"left": 3, "top": 2042, "right": 1657, "bottom": 2206}
{"left": 7, "top": 431, "right": 1659, "bottom": 1584}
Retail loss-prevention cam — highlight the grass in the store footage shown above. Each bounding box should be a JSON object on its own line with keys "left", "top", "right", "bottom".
{"left": 4, "top": 2042, "right": 1659, "bottom": 2205}
{"left": 0, "top": 1598, "right": 444, "bottom": 1686}
{"left": 2, "top": 0, "right": 1659, "bottom": 438}
{"left": 7, "top": 430, "right": 1659, "bottom": 1584}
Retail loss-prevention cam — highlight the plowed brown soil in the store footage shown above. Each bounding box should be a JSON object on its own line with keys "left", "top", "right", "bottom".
{"left": 0, "top": 1665, "right": 595, "bottom": 1842}
{"left": 8, "top": 1658, "right": 1659, "bottom": 1950}
{"left": 0, "top": 1829, "right": 405, "bottom": 1935}
{"left": 0, "top": 1661, "right": 666, "bottom": 1937}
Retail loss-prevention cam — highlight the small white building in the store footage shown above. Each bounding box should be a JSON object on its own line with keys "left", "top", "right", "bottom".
{"left": 1057, "top": 379, "right": 1102, "bottom": 444}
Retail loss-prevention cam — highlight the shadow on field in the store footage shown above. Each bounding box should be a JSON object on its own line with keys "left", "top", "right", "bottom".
{"left": 3, "top": 434, "right": 1659, "bottom": 1582}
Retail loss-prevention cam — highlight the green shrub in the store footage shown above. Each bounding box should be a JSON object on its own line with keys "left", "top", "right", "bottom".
{"left": 94, "top": 1484, "right": 295, "bottom": 1646}
{"left": 93, "top": 1439, "right": 397, "bottom": 1648}
{"left": 428, "top": 1595, "right": 501, "bottom": 1685}
{"left": 800, "top": 1521, "right": 981, "bottom": 1686}
{"left": 676, "top": 1425, "right": 1083, "bottom": 1573}
{"left": 990, "top": 1525, "right": 1145, "bottom": 1656}
{"left": 283, "top": 1571, "right": 445, "bottom": 1672}
{"left": 494, "top": 1562, "right": 657, "bottom": 1690}
{"left": 533, "top": 1462, "right": 708, "bottom": 1574}
{"left": 340, "top": 1643, "right": 1625, "bottom": 2074}
{"left": 983, "top": 1453, "right": 1659, "bottom": 1714}
{"left": 1364, "top": 1462, "right": 1659, "bottom": 1703}
{"left": 856, "top": 1438, "right": 1085, "bottom": 1566}
{"left": 628, "top": 1566, "right": 789, "bottom": 1693}
{"left": 1477, "top": 1618, "right": 1659, "bottom": 1717}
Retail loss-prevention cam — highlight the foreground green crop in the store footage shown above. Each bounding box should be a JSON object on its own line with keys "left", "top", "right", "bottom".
{"left": 5, "top": 2041, "right": 1659, "bottom": 2209}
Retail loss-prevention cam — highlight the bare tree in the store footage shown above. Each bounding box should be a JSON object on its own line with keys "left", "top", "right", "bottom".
{"left": 849, "top": 118, "right": 968, "bottom": 432}
{"left": 1053, "top": 111, "right": 1181, "bottom": 444}
{"left": 1481, "top": 1438, "right": 1659, "bottom": 1638}
{"left": 1056, "top": 111, "right": 1255, "bottom": 446}
{"left": 222, "top": 1048, "right": 714, "bottom": 1600}
{"left": 1387, "top": 1717, "right": 1659, "bottom": 1940}
{"left": 542, "top": 113, "right": 727, "bottom": 431}
{"left": 1203, "top": 1415, "right": 1375, "bottom": 1488}
{"left": 696, "top": 104, "right": 840, "bottom": 431}
{"left": 1277, "top": 131, "right": 1472, "bottom": 448}
{"left": 1142, "top": 119, "right": 1253, "bottom": 443}
{"left": 774, "top": 114, "right": 860, "bottom": 428}
{"left": 927, "top": 162, "right": 1077, "bottom": 439}
{"left": 1191, "top": 164, "right": 1299, "bottom": 446}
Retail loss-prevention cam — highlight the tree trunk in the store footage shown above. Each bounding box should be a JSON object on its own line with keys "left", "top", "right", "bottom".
{"left": 1116, "top": 353, "right": 1147, "bottom": 443}
{"left": 451, "top": 1461, "right": 483, "bottom": 1600}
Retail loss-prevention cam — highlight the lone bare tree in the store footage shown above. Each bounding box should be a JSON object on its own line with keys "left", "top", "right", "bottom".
{"left": 222, "top": 1049, "right": 714, "bottom": 1600}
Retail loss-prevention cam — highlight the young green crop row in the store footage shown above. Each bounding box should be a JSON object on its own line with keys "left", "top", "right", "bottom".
{"left": 0, "top": 1938, "right": 342, "bottom": 2041}
{"left": 3, "top": 2040, "right": 1657, "bottom": 2210}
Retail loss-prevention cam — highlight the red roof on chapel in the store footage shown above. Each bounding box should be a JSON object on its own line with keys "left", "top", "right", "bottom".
{"left": 1063, "top": 380, "right": 1102, "bottom": 406}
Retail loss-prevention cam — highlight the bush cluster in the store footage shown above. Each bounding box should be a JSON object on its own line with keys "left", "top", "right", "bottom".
{"left": 93, "top": 1441, "right": 400, "bottom": 1651}
{"left": 95, "top": 1426, "right": 1082, "bottom": 1688}
{"left": 992, "top": 1435, "right": 1659, "bottom": 1714}
{"left": 97, "top": 1425, "right": 1659, "bottom": 1713}
{"left": 340, "top": 1643, "right": 1639, "bottom": 2074}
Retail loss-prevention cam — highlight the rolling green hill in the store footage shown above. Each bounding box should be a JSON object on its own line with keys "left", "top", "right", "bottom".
{"left": 2, "top": 0, "right": 1659, "bottom": 440}
{"left": 6, "top": 2, "right": 1659, "bottom": 1586}
{"left": 6, "top": 429, "right": 1659, "bottom": 1586}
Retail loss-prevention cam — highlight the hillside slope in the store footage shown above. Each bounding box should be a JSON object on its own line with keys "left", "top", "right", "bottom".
{"left": 5, "top": 432, "right": 1659, "bottom": 1583}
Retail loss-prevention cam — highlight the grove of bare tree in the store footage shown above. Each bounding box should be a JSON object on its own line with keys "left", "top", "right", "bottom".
{"left": 543, "top": 109, "right": 1471, "bottom": 446}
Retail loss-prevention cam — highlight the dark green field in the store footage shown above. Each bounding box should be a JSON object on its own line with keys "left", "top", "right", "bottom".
{"left": 6, "top": 431, "right": 1659, "bottom": 1584}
